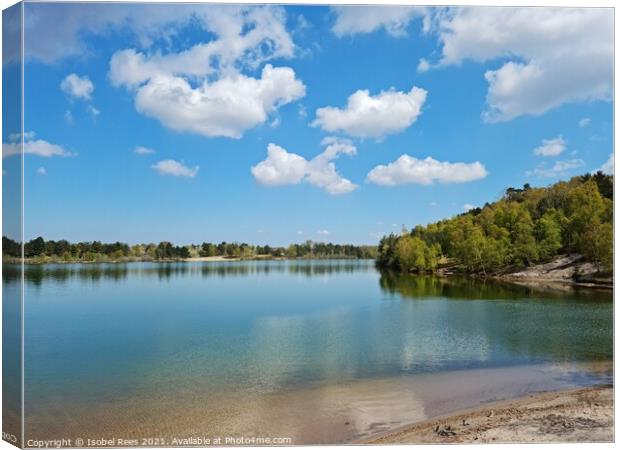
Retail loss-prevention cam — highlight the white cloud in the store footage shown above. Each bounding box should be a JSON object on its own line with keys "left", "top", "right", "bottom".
{"left": 533, "top": 136, "right": 566, "bottom": 157}
{"left": 598, "top": 154, "right": 613, "bottom": 174}
{"left": 527, "top": 159, "right": 585, "bottom": 178}
{"left": 107, "top": 6, "right": 304, "bottom": 138}
{"left": 463, "top": 203, "right": 475, "bottom": 211}
{"left": 151, "top": 159, "right": 199, "bottom": 178}
{"left": 108, "top": 6, "right": 295, "bottom": 87}
{"left": 317, "top": 229, "right": 330, "bottom": 236}
{"left": 429, "top": 201, "right": 437, "bottom": 207}
{"left": 22, "top": 3, "right": 197, "bottom": 63}
{"left": 3, "top": 135, "right": 76, "bottom": 159}
{"left": 87, "top": 105, "right": 100, "bottom": 119}
{"left": 331, "top": 6, "right": 426, "bottom": 37}
{"left": 312, "top": 86, "right": 427, "bottom": 139}
{"left": 295, "top": 14, "right": 311, "bottom": 33}
{"left": 124, "top": 65, "right": 305, "bottom": 139}
{"left": 25, "top": 141, "right": 75, "bottom": 158}
{"left": 423, "top": 7, "right": 612, "bottom": 122}
{"left": 417, "top": 58, "right": 431, "bottom": 73}
{"left": 25, "top": 4, "right": 294, "bottom": 65}
{"left": 60, "top": 74, "right": 94, "bottom": 100}
{"left": 297, "top": 230, "right": 304, "bottom": 235}
{"left": 367, "top": 155, "right": 488, "bottom": 186}
{"left": 251, "top": 143, "right": 307, "bottom": 186}
{"left": 64, "top": 110, "right": 74, "bottom": 125}
{"left": 36, "top": 167, "right": 47, "bottom": 176}
{"left": 134, "top": 146, "right": 155, "bottom": 155}
{"left": 579, "top": 117, "right": 592, "bottom": 128}
{"left": 251, "top": 137, "right": 358, "bottom": 195}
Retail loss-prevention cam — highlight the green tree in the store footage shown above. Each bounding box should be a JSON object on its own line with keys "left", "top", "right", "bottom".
{"left": 566, "top": 180, "right": 607, "bottom": 254}
{"left": 591, "top": 222, "right": 613, "bottom": 270}
{"left": 286, "top": 244, "right": 298, "bottom": 258}
{"left": 534, "top": 210, "right": 563, "bottom": 261}
{"left": 396, "top": 235, "right": 428, "bottom": 272}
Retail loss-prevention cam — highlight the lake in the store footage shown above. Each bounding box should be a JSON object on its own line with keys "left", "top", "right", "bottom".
{"left": 4, "top": 259, "right": 613, "bottom": 444}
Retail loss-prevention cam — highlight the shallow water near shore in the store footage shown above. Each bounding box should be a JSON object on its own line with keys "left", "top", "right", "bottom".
{"left": 5, "top": 260, "right": 612, "bottom": 444}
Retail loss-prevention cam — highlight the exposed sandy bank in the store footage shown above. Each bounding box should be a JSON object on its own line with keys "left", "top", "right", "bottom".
{"left": 496, "top": 254, "right": 612, "bottom": 288}
{"left": 363, "top": 384, "right": 613, "bottom": 444}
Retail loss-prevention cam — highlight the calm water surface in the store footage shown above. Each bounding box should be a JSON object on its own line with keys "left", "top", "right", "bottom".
{"left": 4, "top": 260, "right": 613, "bottom": 444}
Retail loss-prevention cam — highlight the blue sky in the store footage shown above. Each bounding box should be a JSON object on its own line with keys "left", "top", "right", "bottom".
{"left": 4, "top": 4, "right": 614, "bottom": 245}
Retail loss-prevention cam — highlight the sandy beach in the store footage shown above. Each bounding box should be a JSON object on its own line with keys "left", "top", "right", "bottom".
{"left": 363, "top": 384, "right": 613, "bottom": 444}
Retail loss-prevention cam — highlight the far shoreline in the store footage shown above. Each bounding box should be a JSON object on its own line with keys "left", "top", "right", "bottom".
{"left": 4, "top": 256, "right": 612, "bottom": 290}
{"left": 3, "top": 255, "right": 374, "bottom": 265}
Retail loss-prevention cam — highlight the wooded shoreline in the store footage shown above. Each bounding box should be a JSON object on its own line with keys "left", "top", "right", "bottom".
{"left": 2, "top": 236, "right": 378, "bottom": 264}
{"left": 4, "top": 175, "right": 613, "bottom": 290}
{"left": 4, "top": 252, "right": 612, "bottom": 291}
{"left": 2, "top": 254, "right": 375, "bottom": 265}
{"left": 377, "top": 174, "right": 613, "bottom": 281}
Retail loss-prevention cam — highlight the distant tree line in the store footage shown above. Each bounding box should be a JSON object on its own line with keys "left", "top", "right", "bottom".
{"left": 377, "top": 172, "right": 613, "bottom": 274}
{"left": 197, "top": 241, "right": 377, "bottom": 259}
{"left": 3, "top": 236, "right": 377, "bottom": 263}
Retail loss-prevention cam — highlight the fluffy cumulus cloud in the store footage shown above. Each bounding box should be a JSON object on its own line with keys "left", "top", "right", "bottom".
{"left": 331, "top": 6, "right": 427, "bottom": 37}
{"left": 251, "top": 143, "right": 307, "bottom": 186}
{"left": 151, "top": 159, "right": 199, "bottom": 178}
{"left": 132, "top": 65, "right": 305, "bottom": 139}
{"left": 312, "top": 86, "right": 426, "bottom": 139}
{"left": 60, "top": 74, "right": 94, "bottom": 100}
{"left": 325, "top": 6, "right": 612, "bottom": 122}
{"left": 108, "top": 5, "right": 305, "bottom": 138}
{"left": 366, "top": 155, "right": 487, "bottom": 186}
{"left": 527, "top": 159, "right": 585, "bottom": 178}
{"left": 251, "top": 137, "right": 358, "bottom": 195}
{"left": 108, "top": 6, "right": 295, "bottom": 86}
{"left": 598, "top": 154, "right": 613, "bottom": 175}
{"left": 422, "top": 8, "right": 612, "bottom": 122}
{"left": 533, "top": 136, "right": 566, "bottom": 157}
{"left": 3, "top": 132, "right": 76, "bottom": 159}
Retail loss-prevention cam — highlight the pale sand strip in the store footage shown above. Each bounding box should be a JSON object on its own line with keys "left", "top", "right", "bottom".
{"left": 361, "top": 384, "right": 613, "bottom": 444}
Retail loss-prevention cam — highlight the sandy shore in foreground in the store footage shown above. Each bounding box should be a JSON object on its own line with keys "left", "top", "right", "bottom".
{"left": 25, "top": 363, "right": 612, "bottom": 445}
{"left": 362, "top": 385, "right": 613, "bottom": 444}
